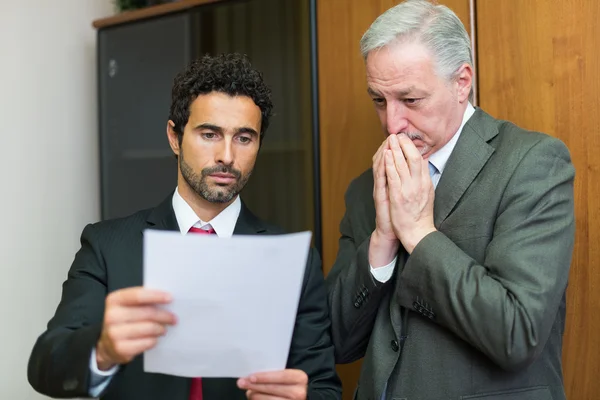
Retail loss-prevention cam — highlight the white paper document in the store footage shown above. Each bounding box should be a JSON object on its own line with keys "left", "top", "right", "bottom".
{"left": 142, "top": 229, "right": 312, "bottom": 378}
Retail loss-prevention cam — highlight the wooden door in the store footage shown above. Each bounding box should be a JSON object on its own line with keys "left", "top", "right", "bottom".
{"left": 476, "top": 0, "right": 600, "bottom": 398}
{"left": 317, "top": 1, "right": 471, "bottom": 398}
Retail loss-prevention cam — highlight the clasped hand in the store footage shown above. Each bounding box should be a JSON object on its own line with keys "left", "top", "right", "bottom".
{"left": 372, "top": 133, "right": 436, "bottom": 255}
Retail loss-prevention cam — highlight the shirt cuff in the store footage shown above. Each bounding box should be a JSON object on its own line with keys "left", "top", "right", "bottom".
{"left": 89, "top": 347, "right": 119, "bottom": 397}
{"left": 90, "top": 347, "right": 119, "bottom": 376}
{"left": 370, "top": 256, "right": 397, "bottom": 283}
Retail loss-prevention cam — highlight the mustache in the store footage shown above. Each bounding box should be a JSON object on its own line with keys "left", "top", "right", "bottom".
{"left": 399, "top": 132, "right": 423, "bottom": 141}
{"left": 201, "top": 165, "right": 242, "bottom": 179}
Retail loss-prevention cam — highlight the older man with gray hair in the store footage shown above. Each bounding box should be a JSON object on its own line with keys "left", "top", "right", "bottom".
{"left": 326, "top": 0, "right": 575, "bottom": 399}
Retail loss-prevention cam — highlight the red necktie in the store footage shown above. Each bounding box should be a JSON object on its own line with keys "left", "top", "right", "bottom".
{"left": 187, "top": 225, "right": 216, "bottom": 400}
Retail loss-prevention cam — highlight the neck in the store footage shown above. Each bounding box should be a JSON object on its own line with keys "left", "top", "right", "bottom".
{"left": 177, "top": 178, "right": 235, "bottom": 222}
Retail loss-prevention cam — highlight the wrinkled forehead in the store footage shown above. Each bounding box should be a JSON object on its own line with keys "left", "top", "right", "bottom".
{"left": 365, "top": 43, "right": 439, "bottom": 96}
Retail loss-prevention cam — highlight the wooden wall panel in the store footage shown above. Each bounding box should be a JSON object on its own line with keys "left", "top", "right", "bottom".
{"left": 476, "top": 0, "right": 600, "bottom": 398}
{"left": 317, "top": 1, "right": 471, "bottom": 398}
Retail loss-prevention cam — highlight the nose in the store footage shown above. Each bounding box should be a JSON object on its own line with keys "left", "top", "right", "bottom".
{"left": 386, "top": 102, "right": 410, "bottom": 136}
{"left": 215, "top": 138, "right": 234, "bottom": 166}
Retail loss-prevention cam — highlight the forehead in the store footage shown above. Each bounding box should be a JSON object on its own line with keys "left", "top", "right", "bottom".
{"left": 365, "top": 42, "right": 439, "bottom": 94}
{"left": 188, "top": 92, "right": 261, "bottom": 129}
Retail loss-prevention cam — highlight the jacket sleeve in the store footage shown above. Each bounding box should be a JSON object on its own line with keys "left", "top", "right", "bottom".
{"left": 397, "top": 137, "right": 575, "bottom": 371}
{"left": 286, "top": 248, "right": 342, "bottom": 399}
{"left": 325, "top": 178, "right": 394, "bottom": 364}
{"left": 28, "top": 223, "right": 110, "bottom": 398}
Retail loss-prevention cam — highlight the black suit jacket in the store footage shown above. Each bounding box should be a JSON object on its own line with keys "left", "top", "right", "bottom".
{"left": 28, "top": 194, "right": 341, "bottom": 400}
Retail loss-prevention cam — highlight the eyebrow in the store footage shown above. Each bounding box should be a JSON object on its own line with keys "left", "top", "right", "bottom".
{"left": 367, "top": 87, "right": 417, "bottom": 97}
{"left": 193, "top": 123, "right": 259, "bottom": 137}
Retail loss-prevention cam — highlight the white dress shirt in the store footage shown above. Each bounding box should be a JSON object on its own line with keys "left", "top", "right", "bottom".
{"left": 370, "top": 103, "right": 476, "bottom": 283}
{"left": 88, "top": 188, "right": 241, "bottom": 396}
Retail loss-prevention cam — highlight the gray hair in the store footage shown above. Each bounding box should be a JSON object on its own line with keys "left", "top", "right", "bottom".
{"left": 360, "top": 0, "right": 474, "bottom": 102}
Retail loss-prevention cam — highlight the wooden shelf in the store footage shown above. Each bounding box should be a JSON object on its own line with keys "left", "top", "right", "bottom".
{"left": 93, "top": 0, "right": 227, "bottom": 30}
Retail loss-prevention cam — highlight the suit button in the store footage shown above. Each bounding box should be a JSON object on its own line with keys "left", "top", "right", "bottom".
{"left": 354, "top": 301, "right": 361, "bottom": 308}
{"left": 391, "top": 339, "right": 399, "bottom": 352}
{"left": 63, "top": 378, "right": 78, "bottom": 391}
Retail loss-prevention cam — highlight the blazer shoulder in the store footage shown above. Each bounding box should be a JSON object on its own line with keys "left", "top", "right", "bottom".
{"left": 260, "top": 221, "right": 287, "bottom": 235}
{"left": 80, "top": 207, "right": 153, "bottom": 244}
{"left": 345, "top": 168, "right": 374, "bottom": 201}
{"left": 240, "top": 204, "right": 286, "bottom": 235}
{"left": 493, "top": 118, "right": 571, "bottom": 163}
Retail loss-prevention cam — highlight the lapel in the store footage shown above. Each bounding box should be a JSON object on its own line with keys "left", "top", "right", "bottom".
{"left": 433, "top": 108, "right": 499, "bottom": 226}
{"left": 233, "top": 201, "right": 268, "bottom": 235}
{"left": 144, "top": 192, "right": 180, "bottom": 233}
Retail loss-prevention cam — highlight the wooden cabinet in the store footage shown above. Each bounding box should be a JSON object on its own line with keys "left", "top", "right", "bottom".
{"left": 95, "top": 0, "right": 319, "bottom": 243}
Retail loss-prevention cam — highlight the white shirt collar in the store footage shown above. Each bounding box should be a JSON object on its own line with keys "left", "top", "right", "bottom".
{"left": 428, "top": 102, "right": 476, "bottom": 174}
{"left": 171, "top": 187, "right": 241, "bottom": 238}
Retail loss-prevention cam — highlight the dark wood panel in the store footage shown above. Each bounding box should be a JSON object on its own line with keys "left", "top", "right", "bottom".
{"left": 476, "top": 0, "right": 600, "bottom": 398}
{"left": 93, "top": 0, "right": 227, "bottom": 29}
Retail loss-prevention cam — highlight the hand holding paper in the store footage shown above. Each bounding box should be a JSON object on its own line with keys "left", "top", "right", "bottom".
{"left": 142, "top": 230, "right": 312, "bottom": 378}
{"left": 96, "top": 287, "right": 176, "bottom": 371}
{"left": 237, "top": 369, "right": 308, "bottom": 399}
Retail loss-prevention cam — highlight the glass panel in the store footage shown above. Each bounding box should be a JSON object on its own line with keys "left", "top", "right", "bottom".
{"left": 192, "top": 0, "right": 315, "bottom": 236}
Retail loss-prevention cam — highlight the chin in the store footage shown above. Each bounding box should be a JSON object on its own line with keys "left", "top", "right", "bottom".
{"left": 419, "top": 146, "right": 433, "bottom": 157}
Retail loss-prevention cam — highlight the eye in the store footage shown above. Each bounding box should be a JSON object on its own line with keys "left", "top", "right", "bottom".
{"left": 202, "top": 132, "right": 217, "bottom": 139}
{"left": 404, "top": 98, "right": 422, "bottom": 105}
{"left": 372, "top": 97, "right": 386, "bottom": 107}
{"left": 237, "top": 135, "right": 253, "bottom": 144}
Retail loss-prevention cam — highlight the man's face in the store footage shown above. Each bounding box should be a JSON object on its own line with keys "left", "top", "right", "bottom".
{"left": 168, "top": 92, "right": 261, "bottom": 204}
{"left": 366, "top": 41, "right": 471, "bottom": 157}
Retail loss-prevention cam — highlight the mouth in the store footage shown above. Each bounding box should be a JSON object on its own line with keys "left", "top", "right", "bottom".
{"left": 209, "top": 173, "right": 237, "bottom": 184}
{"left": 410, "top": 138, "right": 425, "bottom": 147}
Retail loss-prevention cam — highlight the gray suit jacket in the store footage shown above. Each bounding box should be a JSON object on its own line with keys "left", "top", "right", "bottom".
{"left": 326, "top": 109, "right": 575, "bottom": 400}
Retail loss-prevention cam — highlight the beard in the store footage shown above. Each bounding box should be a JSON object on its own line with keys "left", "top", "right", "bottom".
{"left": 179, "top": 150, "right": 252, "bottom": 204}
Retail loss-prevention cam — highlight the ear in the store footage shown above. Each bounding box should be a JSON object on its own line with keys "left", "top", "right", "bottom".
{"left": 455, "top": 63, "right": 473, "bottom": 103}
{"left": 167, "top": 120, "right": 181, "bottom": 157}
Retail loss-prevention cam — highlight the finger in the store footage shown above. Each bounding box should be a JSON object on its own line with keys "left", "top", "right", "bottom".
{"left": 108, "top": 321, "right": 168, "bottom": 340}
{"left": 106, "top": 305, "right": 177, "bottom": 325}
{"left": 245, "top": 391, "right": 281, "bottom": 400}
{"left": 242, "top": 384, "right": 298, "bottom": 399}
{"left": 388, "top": 135, "right": 411, "bottom": 183}
{"left": 107, "top": 287, "right": 172, "bottom": 307}
{"left": 372, "top": 139, "right": 388, "bottom": 179}
{"left": 374, "top": 151, "right": 385, "bottom": 178}
{"left": 240, "top": 370, "right": 307, "bottom": 386}
{"left": 372, "top": 138, "right": 390, "bottom": 164}
{"left": 109, "top": 337, "right": 158, "bottom": 361}
{"left": 397, "top": 134, "right": 423, "bottom": 178}
{"left": 385, "top": 150, "right": 401, "bottom": 188}
{"left": 373, "top": 147, "right": 389, "bottom": 202}
{"left": 374, "top": 152, "right": 387, "bottom": 193}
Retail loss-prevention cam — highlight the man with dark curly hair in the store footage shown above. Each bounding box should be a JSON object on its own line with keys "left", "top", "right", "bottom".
{"left": 27, "top": 53, "right": 342, "bottom": 400}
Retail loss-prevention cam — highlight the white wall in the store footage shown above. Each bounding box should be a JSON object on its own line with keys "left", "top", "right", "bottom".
{"left": 0, "top": 1, "right": 114, "bottom": 398}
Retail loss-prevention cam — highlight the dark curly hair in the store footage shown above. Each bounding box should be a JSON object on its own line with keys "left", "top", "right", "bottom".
{"left": 169, "top": 53, "right": 273, "bottom": 144}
